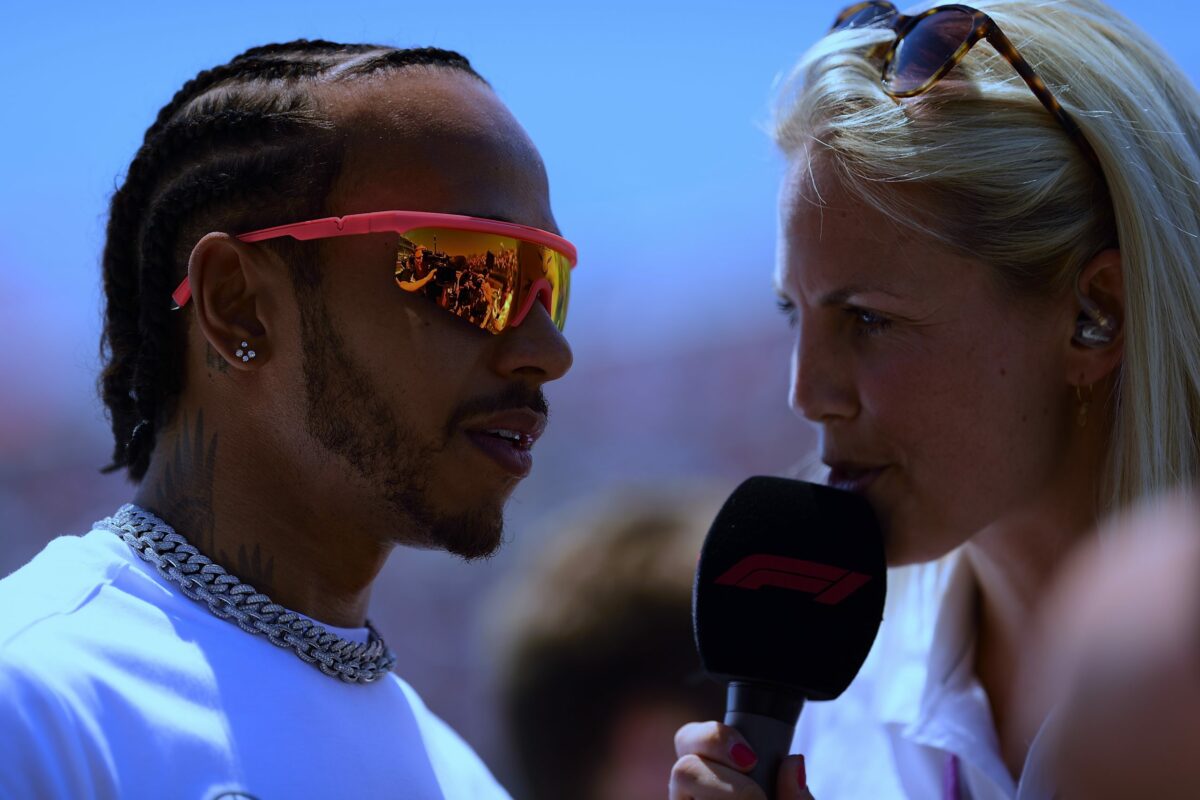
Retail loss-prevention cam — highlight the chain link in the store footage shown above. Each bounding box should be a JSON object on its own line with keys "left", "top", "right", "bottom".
{"left": 99, "top": 504, "right": 397, "bottom": 684}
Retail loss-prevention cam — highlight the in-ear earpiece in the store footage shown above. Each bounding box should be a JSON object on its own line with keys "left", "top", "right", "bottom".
{"left": 1073, "top": 284, "right": 1117, "bottom": 348}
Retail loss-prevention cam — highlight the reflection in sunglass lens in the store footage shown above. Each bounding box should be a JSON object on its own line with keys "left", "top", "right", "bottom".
{"left": 886, "top": 9, "right": 976, "bottom": 94}
{"left": 393, "top": 228, "right": 569, "bottom": 334}
{"left": 833, "top": 1, "right": 897, "bottom": 31}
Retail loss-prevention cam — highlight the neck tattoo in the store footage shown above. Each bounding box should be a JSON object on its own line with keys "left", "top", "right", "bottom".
{"left": 99, "top": 503, "right": 396, "bottom": 684}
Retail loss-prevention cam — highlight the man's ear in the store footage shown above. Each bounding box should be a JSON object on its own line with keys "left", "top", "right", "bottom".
{"left": 186, "top": 232, "right": 275, "bottom": 370}
{"left": 1065, "top": 248, "right": 1124, "bottom": 387}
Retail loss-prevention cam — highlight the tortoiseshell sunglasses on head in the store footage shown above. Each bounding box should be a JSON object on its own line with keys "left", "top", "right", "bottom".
{"left": 832, "top": 1, "right": 1099, "bottom": 165}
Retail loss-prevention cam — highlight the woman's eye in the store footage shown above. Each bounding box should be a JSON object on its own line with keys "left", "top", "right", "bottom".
{"left": 849, "top": 307, "right": 891, "bottom": 336}
{"left": 777, "top": 297, "right": 799, "bottom": 329}
{"left": 778, "top": 298, "right": 891, "bottom": 336}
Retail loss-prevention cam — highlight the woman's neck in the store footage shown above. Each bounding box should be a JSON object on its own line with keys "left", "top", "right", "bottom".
{"left": 964, "top": 380, "right": 1117, "bottom": 780}
{"left": 964, "top": 481, "right": 1098, "bottom": 780}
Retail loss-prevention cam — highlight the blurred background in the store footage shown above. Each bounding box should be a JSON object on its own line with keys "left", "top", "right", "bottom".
{"left": 1, "top": 0, "right": 1196, "bottom": 793}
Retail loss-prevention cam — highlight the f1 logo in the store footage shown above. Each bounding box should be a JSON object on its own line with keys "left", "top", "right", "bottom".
{"left": 714, "top": 554, "right": 872, "bottom": 605}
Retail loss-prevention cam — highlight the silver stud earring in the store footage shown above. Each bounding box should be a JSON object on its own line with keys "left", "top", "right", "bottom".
{"left": 234, "top": 341, "right": 257, "bottom": 362}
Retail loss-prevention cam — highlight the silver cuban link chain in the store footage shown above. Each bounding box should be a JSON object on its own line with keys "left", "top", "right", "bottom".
{"left": 98, "top": 503, "right": 397, "bottom": 684}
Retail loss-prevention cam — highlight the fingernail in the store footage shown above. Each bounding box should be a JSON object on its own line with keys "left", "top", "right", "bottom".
{"left": 797, "top": 754, "right": 808, "bottom": 789}
{"left": 730, "top": 742, "right": 758, "bottom": 768}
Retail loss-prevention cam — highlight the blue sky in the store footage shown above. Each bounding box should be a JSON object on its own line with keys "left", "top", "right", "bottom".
{"left": 1, "top": 0, "right": 1196, "bottom": 431}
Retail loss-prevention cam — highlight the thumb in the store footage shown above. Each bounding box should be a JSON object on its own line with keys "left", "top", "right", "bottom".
{"left": 777, "top": 754, "right": 816, "bottom": 800}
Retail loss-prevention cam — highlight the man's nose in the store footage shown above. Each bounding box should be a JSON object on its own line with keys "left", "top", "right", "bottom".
{"left": 495, "top": 301, "right": 573, "bottom": 383}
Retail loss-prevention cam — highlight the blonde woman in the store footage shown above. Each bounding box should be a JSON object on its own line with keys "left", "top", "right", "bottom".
{"left": 669, "top": 1, "right": 1200, "bottom": 798}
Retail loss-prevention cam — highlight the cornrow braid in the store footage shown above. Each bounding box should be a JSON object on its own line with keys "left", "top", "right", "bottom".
{"left": 98, "top": 40, "right": 484, "bottom": 481}
{"left": 338, "top": 47, "right": 485, "bottom": 81}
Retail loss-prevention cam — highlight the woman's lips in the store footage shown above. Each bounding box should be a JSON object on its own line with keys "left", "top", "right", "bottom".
{"left": 826, "top": 464, "right": 886, "bottom": 494}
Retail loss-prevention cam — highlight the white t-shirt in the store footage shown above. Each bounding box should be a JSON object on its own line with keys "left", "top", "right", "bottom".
{"left": 0, "top": 527, "right": 510, "bottom": 800}
{"left": 792, "top": 553, "right": 1058, "bottom": 800}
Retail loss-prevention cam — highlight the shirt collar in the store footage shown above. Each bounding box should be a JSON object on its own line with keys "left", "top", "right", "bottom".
{"left": 888, "top": 551, "right": 1019, "bottom": 796}
{"left": 869, "top": 552, "right": 963, "bottom": 727}
{"left": 862, "top": 549, "right": 1061, "bottom": 799}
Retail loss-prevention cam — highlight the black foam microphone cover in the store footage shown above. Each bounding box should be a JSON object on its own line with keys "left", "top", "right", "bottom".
{"left": 692, "top": 476, "right": 886, "bottom": 793}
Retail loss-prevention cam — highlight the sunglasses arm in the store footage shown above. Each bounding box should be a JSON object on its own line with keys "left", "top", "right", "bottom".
{"left": 984, "top": 25, "right": 1100, "bottom": 166}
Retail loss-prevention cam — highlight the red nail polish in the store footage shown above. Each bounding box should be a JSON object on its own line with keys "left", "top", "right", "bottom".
{"left": 797, "top": 754, "right": 808, "bottom": 788}
{"left": 730, "top": 742, "right": 757, "bottom": 768}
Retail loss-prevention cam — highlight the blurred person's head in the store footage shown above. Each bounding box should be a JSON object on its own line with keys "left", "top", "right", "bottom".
{"left": 1020, "top": 489, "right": 1200, "bottom": 799}
{"left": 772, "top": 0, "right": 1200, "bottom": 564}
{"left": 97, "top": 41, "right": 573, "bottom": 559}
{"left": 490, "top": 488, "right": 727, "bottom": 800}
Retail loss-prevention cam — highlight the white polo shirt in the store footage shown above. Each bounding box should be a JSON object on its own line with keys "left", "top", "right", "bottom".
{"left": 0, "top": 527, "right": 510, "bottom": 800}
{"left": 793, "top": 553, "right": 1058, "bottom": 799}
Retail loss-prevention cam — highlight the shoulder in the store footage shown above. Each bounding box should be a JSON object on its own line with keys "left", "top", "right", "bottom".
{"left": 0, "top": 633, "right": 120, "bottom": 798}
{"left": 0, "top": 529, "right": 154, "bottom": 797}
{"left": 392, "top": 676, "right": 511, "bottom": 799}
{"left": 0, "top": 529, "right": 135, "bottom": 651}
{"left": 0, "top": 526, "right": 187, "bottom": 735}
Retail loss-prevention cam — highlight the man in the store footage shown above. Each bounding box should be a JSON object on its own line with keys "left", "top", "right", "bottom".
{"left": 0, "top": 41, "right": 573, "bottom": 799}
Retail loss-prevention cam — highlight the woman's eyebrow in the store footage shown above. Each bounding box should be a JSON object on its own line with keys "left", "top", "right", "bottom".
{"left": 817, "top": 285, "right": 902, "bottom": 306}
{"left": 774, "top": 281, "right": 905, "bottom": 305}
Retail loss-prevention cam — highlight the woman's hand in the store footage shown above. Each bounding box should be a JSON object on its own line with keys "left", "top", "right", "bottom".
{"left": 669, "top": 721, "right": 814, "bottom": 800}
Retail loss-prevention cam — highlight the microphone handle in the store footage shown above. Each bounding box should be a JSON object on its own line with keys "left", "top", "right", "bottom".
{"left": 723, "top": 682, "right": 805, "bottom": 795}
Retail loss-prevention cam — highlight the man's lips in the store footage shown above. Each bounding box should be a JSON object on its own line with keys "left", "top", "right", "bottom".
{"left": 825, "top": 461, "right": 887, "bottom": 493}
{"left": 465, "top": 409, "right": 547, "bottom": 448}
{"left": 463, "top": 409, "right": 547, "bottom": 477}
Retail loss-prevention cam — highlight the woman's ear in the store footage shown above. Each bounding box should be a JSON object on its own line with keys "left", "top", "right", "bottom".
{"left": 186, "top": 232, "right": 274, "bottom": 371}
{"left": 1065, "top": 248, "right": 1124, "bottom": 387}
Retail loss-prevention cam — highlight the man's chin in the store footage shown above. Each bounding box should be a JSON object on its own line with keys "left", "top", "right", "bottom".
{"left": 443, "top": 531, "right": 503, "bottom": 561}
{"left": 428, "top": 508, "right": 505, "bottom": 562}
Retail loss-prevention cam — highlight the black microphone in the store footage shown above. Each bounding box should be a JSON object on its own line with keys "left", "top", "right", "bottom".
{"left": 692, "top": 476, "right": 886, "bottom": 794}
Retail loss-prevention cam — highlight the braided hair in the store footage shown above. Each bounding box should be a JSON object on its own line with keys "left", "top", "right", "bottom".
{"left": 98, "top": 40, "right": 483, "bottom": 481}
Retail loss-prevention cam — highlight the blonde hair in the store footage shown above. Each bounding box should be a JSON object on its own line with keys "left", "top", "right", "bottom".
{"left": 774, "top": 0, "right": 1200, "bottom": 511}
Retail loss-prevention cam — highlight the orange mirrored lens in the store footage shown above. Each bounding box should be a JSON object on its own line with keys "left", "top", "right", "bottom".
{"left": 394, "top": 228, "right": 570, "bottom": 334}
{"left": 886, "top": 9, "right": 976, "bottom": 94}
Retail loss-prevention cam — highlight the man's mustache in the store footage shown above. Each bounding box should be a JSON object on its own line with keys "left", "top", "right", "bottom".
{"left": 445, "top": 385, "right": 550, "bottom": 436}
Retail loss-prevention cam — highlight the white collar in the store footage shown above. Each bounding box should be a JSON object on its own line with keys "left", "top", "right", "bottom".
{"left": 871, "top": 552, "right": 1060, "bottom": 799}
{"left": 916, "top": 558, "right": 1016, "bottom": 795}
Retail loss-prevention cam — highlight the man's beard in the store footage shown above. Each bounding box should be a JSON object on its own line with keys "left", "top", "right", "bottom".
{"left": 295, "top": 292, "right": 504, "bottom": 560}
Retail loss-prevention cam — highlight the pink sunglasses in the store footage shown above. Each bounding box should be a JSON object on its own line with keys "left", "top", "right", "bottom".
{"left": 172, "top": 210, "right": 578, "bottom": 334}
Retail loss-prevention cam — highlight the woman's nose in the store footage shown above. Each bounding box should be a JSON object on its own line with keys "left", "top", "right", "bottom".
{"left": 789, "top": 321, "right": 858, "bottom": 424}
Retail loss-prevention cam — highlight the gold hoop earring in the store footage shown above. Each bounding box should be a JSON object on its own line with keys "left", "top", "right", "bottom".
{"left": 1076, "top": 384, "right": 1093, "bottom": 429}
